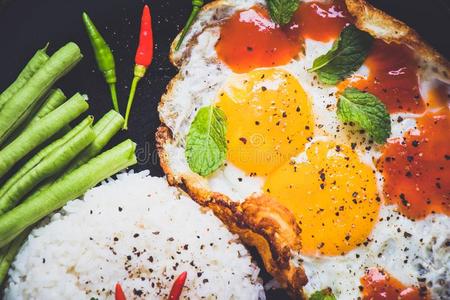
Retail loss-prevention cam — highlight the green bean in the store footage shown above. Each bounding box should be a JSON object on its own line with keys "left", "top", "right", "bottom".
{"left": 0, "top": 46, "right": 49, "bottom": 110}
{"left": 0, "top": 117, "right": 95, "bottom": 214}
{"left": 68, "top": 110, "right": 124, "bottom": 170}
{"left": 0, "top": 139, "right": 136, "bottom": 248}
{"left": 0, "top": 93, "right": 88, "bottom": 179}
{"left": 28, "top": 110, "right": 124, "bottom": 200}
{"left": 0, "top": 42, "right": 83, "bottom": 145}
{"left": 27, "top": 88, "right": 67, "bottom": 127}
{"left": 4, "top": 89, "right": 68, "bottom": 145}
{"left": 0, "top": 227, "right": 31, "bottom": 284}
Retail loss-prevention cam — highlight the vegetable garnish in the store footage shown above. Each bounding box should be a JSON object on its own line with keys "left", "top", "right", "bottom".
{"left": 266, "top": 0, "right": 300, "bottom": 25}
{"left": 175, "top": 0, "right": 204, "bottom": 51}
{"left": 168, "top": 271, "right": 187, "bottom": 300}
{"left": 186, "top": 106, "right": 227, "bottom": 177}
{"left": 82, "top": 12, "right": 119, "bottom": 112}
{"left": 115, "top": 282, "right": 127, "bottom": 300}
{"left": 0, "top": 139, "right": 136, "bottom": 248}
{"left": 123, "top": 5, "right": 154, "bottom": 130}
{"left": 309, "top": 288, "right": 337, "bottom": 300}
{"left": 337, "top": 88, "right": 391, "bottom": 144}
{"left": 0, "top": 43, "right": 82, "bottom": 146}
{"left": 308, "top": 25, "right": 373, "bottom": 85}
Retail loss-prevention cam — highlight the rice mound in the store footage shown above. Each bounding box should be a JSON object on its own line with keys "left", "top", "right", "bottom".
{"left": 5, "top": 171, "right": 265, "bottom": 300}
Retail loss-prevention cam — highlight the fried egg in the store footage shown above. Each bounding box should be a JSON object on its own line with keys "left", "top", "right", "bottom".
{"left": 158, "top": 0, "right": 450, "bottom": 298}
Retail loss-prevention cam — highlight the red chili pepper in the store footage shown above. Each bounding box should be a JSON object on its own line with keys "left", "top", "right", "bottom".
{"left": 135, "top": 5, "right": 153, "bottom": 68}
{"left": 124, "top": 4, "right": 154, "bottom": 130}
{"left": 168, "top": 271, "right": 187, "bottom": 300}
{"left": 115, "top": 282, "right": 127, "bottom": 300}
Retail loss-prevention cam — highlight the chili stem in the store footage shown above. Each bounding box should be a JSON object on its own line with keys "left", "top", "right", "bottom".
{"left": 175, "top": 0, "right": 204, "bottom": 51}
{"left": 123, "top": 76, "right": 141, "bottom": 130}
{"left": 109, "top": 83, "right": 119, "bottom": 113}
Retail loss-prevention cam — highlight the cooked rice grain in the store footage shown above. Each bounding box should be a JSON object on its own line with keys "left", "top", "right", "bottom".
{"left": 5, "top": 171, "right": 265, "bottom": 300}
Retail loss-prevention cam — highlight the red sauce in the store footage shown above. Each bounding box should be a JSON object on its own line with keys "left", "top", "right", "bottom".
{"left": 361, "top": 268, "right": 428, "bottom": 300}
{"left": 289, "top": 0, "right": 353, "bottom": 42}
{"left": 215, "top": 6, "right": 302, "bottom": 73}
{"left": 342, "top": 40, "right": 425, "bottom": 113}
{"left": 379, "top": 109, "right": 450, "bottom": 219}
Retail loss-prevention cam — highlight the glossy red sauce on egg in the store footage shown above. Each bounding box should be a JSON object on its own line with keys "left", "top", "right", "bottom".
{"left": 343, "top": 40, "right": 425, "bottom": 113}
{"left": 215, "top": 6, "right": 302, "bottom": 73}
{"left": 361, "top": 268, "right": 428, "bottom": 300}
{"left": 379, "top": 109, "right": 450, "bottom": 219}
{"left": 215, "top": 1, "right": 353, "bottom": 73}
{"left": 288, "top": 0, "right": 353, "bottom": 42}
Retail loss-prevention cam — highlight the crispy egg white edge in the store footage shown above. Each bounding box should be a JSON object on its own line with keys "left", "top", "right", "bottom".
{"left": 159, "top": 0, "right": 450, "bottom": 298}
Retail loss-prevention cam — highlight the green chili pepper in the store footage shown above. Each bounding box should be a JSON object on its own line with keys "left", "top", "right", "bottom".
{"left": 175, "top": 0, "right": 204, "bottom": 51}
{"left": 0, "top": 116, "right": 95, "bottom": 215}
{"left": 0, "top": 139, "right": 137, "bottom": 248}
{"left": 82, "top": 12, "right": 119, "bottom": 112}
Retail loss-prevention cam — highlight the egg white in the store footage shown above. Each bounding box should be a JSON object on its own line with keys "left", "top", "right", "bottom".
{"left": 159, "top": 0, "right": 450, "bottom": 298}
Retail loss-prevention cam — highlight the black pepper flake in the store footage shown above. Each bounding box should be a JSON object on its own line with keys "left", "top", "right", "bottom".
{"left": 403, "top": 231, "right": 412, "bottom": 238}
{"left": 113, "top": 237, "right": 119, "bottom": 242}
{"left": 133, "top": 233, "right": 139, "bottom": 238}
{"left": 399, "top": 193, "right": 410, "bottom": 207}
{"left": 296, "top": 106, "right": 301, "bottom": 112}
{"left": 133, "top": 289, "right": 143, "bottom": 297}
{"left": 412, "top": 140, "right": 420, "bottom": 147}
{"left": 255, "top": 121, "right": 260, "bottom": 125}
{"left": 127, "top": 255, "right": 132, "bottom": 260}
{"left": 282, "top": 112, "right": 287, "bottom": 118}
{"left": 247, "top": 46, "right": 253, "bottom": 52}
{"left": 118, "top": 207, "right": 123, "bottom": 212}
{"left": 445, "top": 154, "right": 450, "bottom": 160}
{"left": 239, "top": 137, "right": 247, "bottom": 144}
{"left": 197, "top": 272, "right": 203, "bottom": 277}
{"left": 261, "top": 86, "right": 267, "bottom": 91}
{"left": 203, "top": 279, "right": 209, "bottom": 284}
{"left": 406, "top": 156, "right": 414, "bottom": 162}
{"left": 167, "top": 237, "right": 174, "bottom": 242}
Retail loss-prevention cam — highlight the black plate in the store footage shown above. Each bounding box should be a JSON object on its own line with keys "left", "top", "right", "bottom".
{"left": 0, "top": 0, "right": 449, "bottom": 299}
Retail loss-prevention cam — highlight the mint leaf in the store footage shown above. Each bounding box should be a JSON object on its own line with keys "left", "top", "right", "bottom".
{"left": 337, "top": 88, "right": 391, "bottom": 144}
{"left": 309, "top": 25, "right": 373, "bottom": 84}
{"left": 186, "top": 106, "right": 227, "bottom": 176}
{"left": 266, "top": 0, "right": 300, "bottom": 25}
{"left": 309, "top": 289, "right": 337, "bottom": 300}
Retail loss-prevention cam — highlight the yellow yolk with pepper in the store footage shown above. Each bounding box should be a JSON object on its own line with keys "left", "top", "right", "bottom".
{"left": 216, "top": 69, "right": 314, "bottom": 176}
{"left": 264, "top": 141, "right": 380, "bottom": 256}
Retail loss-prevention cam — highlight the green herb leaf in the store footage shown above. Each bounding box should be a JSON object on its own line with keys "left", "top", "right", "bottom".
{"left": 186, "top": 105, "right": 227, "bottom": 176}
{"left": 309, "top": 289, "right": 337, "bottom": 300}
{"left": 337, "top": 88, "right": 391, "bottom": 144}
{"left": 309, "top": 25, "right": 373, "bottom": 84}
{"left": 266, "top": 0, "right": 300, "bottom": 25}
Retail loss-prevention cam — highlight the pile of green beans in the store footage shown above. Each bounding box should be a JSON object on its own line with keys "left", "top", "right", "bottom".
{"left": 0, "top": 42, "right": 82, "bottom": 145}
{"left": 0, "top": 93, "right": 89, "bottom": 179}
{"left": 0, "top": 117, "right": 95, "bottom": 214}
{"left": 0, "top": 139, "right": 137, "bottom": 248}
{"left": 0, "top": 43, "right": 137, "bottom": 284}
{"left": 0, "top": 46, "right": 49, "bottom": 110}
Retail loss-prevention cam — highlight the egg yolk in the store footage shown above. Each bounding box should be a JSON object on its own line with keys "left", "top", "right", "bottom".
{"left": 216, "top": 69, "right": 313, "bottom": 176}
{"left": 264, "top": 141, "right": 380, "bottom": 256}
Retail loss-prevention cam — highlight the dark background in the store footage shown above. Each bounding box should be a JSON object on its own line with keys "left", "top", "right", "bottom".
{"left": 0, "top": 0, "right": 449, "bottom": 298}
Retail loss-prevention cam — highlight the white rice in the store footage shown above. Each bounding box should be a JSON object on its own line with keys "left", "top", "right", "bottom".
{"left": 5, "top": 171, "right": 265, "bottom": 300}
